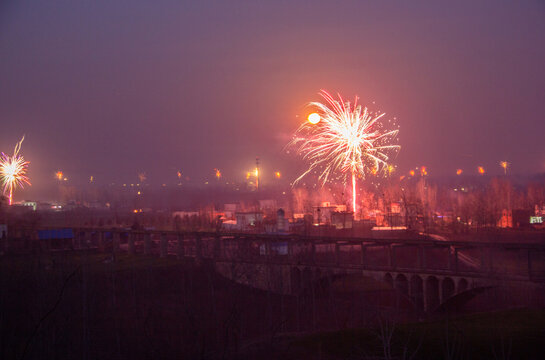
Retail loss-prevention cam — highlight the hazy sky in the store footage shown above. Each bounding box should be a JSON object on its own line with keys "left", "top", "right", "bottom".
{"left": 1, "top": 0, "right": 544, "bottom": 195}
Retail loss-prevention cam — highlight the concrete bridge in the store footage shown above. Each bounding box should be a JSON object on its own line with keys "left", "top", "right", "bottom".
{"left": 34, "top": 228, "right": 545, "bottom": 313}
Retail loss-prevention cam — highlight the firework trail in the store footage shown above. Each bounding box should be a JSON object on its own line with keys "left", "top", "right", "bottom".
{"left": 290, "top": 90, "right": 399, "bottom": 213}
{"left": 0, "top": 136, "right": 31, "bottom": 205}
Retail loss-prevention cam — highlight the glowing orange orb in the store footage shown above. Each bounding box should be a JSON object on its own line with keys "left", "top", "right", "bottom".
{"left": 307, "top": 112, "right": 321, "bottom": 125}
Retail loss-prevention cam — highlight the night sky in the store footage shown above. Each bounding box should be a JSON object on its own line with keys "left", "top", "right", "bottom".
{"left": 1, "top": 1, "right": 544, "bottom": 197}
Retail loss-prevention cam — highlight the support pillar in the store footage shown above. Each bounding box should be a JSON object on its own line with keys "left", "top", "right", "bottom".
{"left": 446, "top": 246, "right": 451, "bottom": 270}
{"left": 438, "top": 278, "right": 443, "bottom": 304}
{"left": 288, "top": 240, "right": 293, "bottom": 258}
{"left": 177, "top": 233, "right": 185, "bottom": 259}
{"left": 528, "top": 248, "right": 533, "bottom": 279}
{"left": 128, "top": 232, "right": 136, "bottom": 255}
{"left": 144, "top": 233, "right": 152, "bottom": 255}
{"left": 195, "top": 234, "right": 202, "bottom": 262}
{"left": 422, "top": 276, "right": 428, "bottom": 312}
{"left": 391, "top": 245, "right": 397, "bottom": 270}
{"left": 86, "top": 231, "right": 93, "bottom": 249}
{"left": 454, "top": 248, "right": 459, "bottom": 272}
{"left": 387, "top": 245, "right": 391, "bottom": 268}
{"left": 98, "top": 232, "right": 105, "bottom": 252}
{"left": 335, "top": 243, "right": 341, "bottom": 266}
{"left": 408, "top": 278, "right": 413, "bottom": 300}
{"left": 160, "top": 233, "right": 168, "bottom": 258}
{"left": 81, "top": 230, "right": 87, "bottom": 249}
{"left": 214, "top": 234, "right": 221, "bottom": 259}
{"left": 265, "top": 241, "right": 271, "bottom": 263}
{"left": 112, "top": 231, "right": 120, "bottom": 253}
{"left": 1, "top": 228, "right": 7, "bottom": 254}
{"left": 74, "top": 230, "right": 81, "bottom": 250}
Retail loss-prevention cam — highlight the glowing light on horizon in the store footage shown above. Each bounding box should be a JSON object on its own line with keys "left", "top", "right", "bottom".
{"left": 0, "top": 136, "right": 31, "bottom": 205}
{"left": 409, "top": 170, "right": 415, "bottom": 177}
{"left": 55, "top": 171, "right": 63, "bottom": 181}
{"left": 275, "top": 171, "right": 281, "bottom": 179}
{"left": 420, "top": 166, "right": 428, "bottom": 176}
{"left": 456, "top": 169, "right": 463, "bottom": 175}
{"left": 138, "top": 172, "right": 146, "bottom": 183}
{"left": 290, "top": 90, "right": 399, "bottom": 213}
{"left": 478, "top": 166, "right": 485, "bottom": 175}
{"left": 499, "top": 161, "right": 510, "bottom": 175}
{"left": 214, "top": 168, "right": 222, "bottom": 180}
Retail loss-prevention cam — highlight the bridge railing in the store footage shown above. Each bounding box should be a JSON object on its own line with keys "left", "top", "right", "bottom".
{"left": 21, "top": 227, "right": 545, "bottom": 282}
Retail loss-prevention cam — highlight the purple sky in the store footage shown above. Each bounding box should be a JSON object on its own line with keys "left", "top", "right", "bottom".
{"left": 1, "top": 1, "right": 544, "bottom": 195}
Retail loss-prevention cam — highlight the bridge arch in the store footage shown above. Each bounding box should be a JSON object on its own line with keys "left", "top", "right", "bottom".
{"left": 426, "top": 276, "right": 440, "bottom": 311}
{"left": 442, "top": 277, "right": 456, "bottom": 301}
{"left": 410, "top": 275, "right": 424, "bottom": 312}
{"left": 394, "top": 274, "right": 409, "bottom": 297}
{"left": 436, "top": 286, "right": 494, "bottom": 313}
{"left": 458, "top": 278, "right": 468, "bottom": 293}
{"left": 384, "top": 273, "right": 394, "bottom": 288}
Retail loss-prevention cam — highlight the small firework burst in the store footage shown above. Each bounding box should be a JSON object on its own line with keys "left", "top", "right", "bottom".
{"left": 0, "top": 136, "right": 31, "bottom": 205}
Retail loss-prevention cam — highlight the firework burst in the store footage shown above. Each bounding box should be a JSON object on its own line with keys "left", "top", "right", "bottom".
{"left": 0, "top": 136, "right": 31, "bottom": 205}
{"left": 290, "top": 90, "right": 399, "bottom": 212}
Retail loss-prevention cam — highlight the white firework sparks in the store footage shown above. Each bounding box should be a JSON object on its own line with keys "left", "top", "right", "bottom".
{"left": 0, "top": 136, "right": 31, "bottom": 205}
{"left": 290, "top": 90, "right": 399, "bottom": 212}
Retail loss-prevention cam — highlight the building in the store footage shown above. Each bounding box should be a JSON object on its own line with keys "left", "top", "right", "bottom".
{"left": 331, "top": 211, "right": 353, "bottom": 229}
{"left": 223, "top": 203, "right": 238, "bottom": 220}
{"left": 234, "top": 211, "right": 264, "bottom": 230}
{"left": 258, "top": 199, "right": 277, "bottom": 212}
{"left": 313, "top": 202, "right": 347, "bottom": 225}
{"left": 498, "top": 209, "right": 532, "bottom": 228}
{"left": 277, "top": 209, "right": 288, "bottom": 233}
